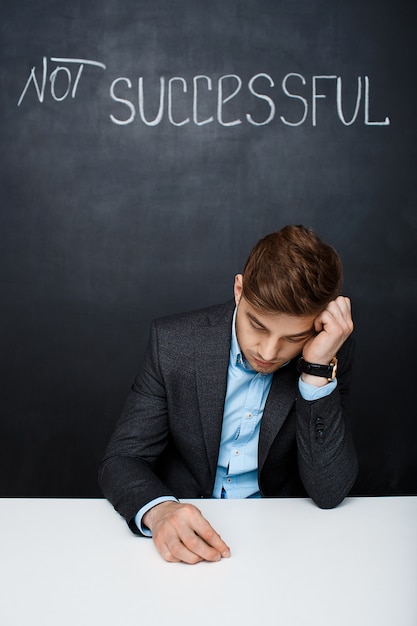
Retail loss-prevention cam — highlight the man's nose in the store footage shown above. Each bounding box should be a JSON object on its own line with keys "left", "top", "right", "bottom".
{"left": 259, "top": 338, "right": 281, "bottom": 361}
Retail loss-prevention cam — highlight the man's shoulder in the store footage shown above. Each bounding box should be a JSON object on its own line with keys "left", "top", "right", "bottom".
{"left": 154, "top": 300, "right": 235, "bottom": 330}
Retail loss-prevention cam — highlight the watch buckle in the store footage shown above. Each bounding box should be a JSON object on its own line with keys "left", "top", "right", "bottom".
{"left": 329, "top": 357, "right": 338, "bottom": 381}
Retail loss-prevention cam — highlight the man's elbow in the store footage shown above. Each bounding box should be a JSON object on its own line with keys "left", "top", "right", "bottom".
{"left": 310, "top": 459, "right": 359, "bottom": 509}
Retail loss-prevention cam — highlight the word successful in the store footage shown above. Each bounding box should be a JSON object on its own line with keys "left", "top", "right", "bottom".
{"left": 17, "top": 57, "right": 390, "bottom": 127}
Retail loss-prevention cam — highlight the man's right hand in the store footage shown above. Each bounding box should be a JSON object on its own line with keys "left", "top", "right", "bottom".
{"left": 143, "top": 500, "right": 231, "bottom": 564}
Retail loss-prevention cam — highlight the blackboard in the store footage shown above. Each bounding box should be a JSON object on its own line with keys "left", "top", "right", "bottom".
{"left": 1, "top": 0, "right": 416, "bottom": 497}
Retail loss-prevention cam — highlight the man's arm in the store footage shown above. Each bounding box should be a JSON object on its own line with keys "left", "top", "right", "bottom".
{"left": 98, "top": 320, "right": 183, "bottom": 534}
{"left": 98, "top": 319, "right": 231, "bottom": 563}
{"left": 296, "top": 296, "right": 358, "bottom": 507}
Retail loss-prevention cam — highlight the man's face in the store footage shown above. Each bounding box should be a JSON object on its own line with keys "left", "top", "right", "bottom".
{"left": 234, "top": 274, "right": 316, "bottom": 374}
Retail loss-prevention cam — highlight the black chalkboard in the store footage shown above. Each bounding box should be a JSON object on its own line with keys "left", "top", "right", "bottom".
{"left": 1, "top": 0, "right": 416, "bottom": 497}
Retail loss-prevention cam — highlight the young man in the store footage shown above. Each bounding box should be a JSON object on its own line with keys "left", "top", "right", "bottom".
{"left": 99, "top": 225, "right": 358, "bottom": 564}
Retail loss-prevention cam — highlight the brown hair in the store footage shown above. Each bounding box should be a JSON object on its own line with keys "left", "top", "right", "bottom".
{"left": 242, "top": 225, "right": 343, "bottom": 316}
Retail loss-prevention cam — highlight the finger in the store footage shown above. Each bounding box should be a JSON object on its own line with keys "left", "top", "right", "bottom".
{"left": 318, "top": 298, "right": 351, "bottom": 327}
{"left": 329, "top": 296, "right": 352, "bottom": 320}
{"left": 159, "top": 537, "right": 205, "bottom": 564}
{"left": 157, "top": 524, "right": 226, "bottom": 564}
{"left": 326, "top": 298, "right": 354, "bottom": 332}
{"left": 189, "top": 512, "right": 231, "bottom": 558}
{"left": 153, "top": 524, "right": 207, "bottom": 564}
{"left": 171, "top": 528, "right": 224, "bottom": 564}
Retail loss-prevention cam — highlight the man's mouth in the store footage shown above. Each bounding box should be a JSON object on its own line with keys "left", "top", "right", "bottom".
{"left": 253, "top": 356, "right": 278, "bottom": 368}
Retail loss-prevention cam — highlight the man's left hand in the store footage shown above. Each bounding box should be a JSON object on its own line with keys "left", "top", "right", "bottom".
{"left": 301, "top": 296, "right": 353, "bottom": 386}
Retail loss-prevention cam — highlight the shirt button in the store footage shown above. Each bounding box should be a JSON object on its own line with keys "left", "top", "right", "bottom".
{"left": 227, "top": 477, "right": 232, "bottom": 483}
{"left": 247, "top": 412, "right": 253, "bottom": 419}
{"left": 234, "top": 450, "right": 240, "bottom": 456}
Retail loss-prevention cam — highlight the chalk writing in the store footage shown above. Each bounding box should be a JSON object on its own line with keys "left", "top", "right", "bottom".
{"left": 17, "top": 57, "right": 390, "bottom": 127}
{"left": 17, "top": 57, "right": 106, "bottom": 106}
{"left": 109, "top": 72, "right": 390, "bottom": 127}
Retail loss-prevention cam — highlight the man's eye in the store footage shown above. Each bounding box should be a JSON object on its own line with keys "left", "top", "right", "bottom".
{"left": 250, "top": 322, "right": 264, "bottom": 331}
{"left": 286, "top": 336, "right": 307, "bottom": 343}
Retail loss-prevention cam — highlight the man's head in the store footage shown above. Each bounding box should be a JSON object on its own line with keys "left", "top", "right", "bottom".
{"left": 240, "top": 224, "right": 342, "bottom": 317}
{"left": 234, "top": 225, "right": 343, "bottom": 374}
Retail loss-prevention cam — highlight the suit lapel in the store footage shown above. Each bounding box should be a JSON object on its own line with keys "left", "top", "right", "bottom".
{"left": 258, "top": 361, "right": 298, "bottom": 472}
{"left": 194, "top": 303, "right": 234, "bottom": 486}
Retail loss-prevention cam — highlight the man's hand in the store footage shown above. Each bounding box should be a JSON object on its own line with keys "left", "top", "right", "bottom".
{"left": 301, "top": 296, "right": 353, "bottom": 387}
{"left": 143, "top": 501, "right": 231, "bottom": 564}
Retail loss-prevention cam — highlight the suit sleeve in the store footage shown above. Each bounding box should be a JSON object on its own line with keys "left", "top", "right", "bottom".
{"left": 295, "top": 337, "right": 359, "bottom": 508}
{"left": 98, "top": 321, "right": 176, "bottom": 535}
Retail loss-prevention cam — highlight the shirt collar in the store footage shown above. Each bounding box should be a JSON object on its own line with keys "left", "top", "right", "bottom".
{"left": 231, "top": 307, "right": 252, "bottom": 371}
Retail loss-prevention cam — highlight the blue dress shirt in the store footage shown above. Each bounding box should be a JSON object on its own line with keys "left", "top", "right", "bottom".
{"left": 212, "top": 312, "right": 272, "bottom": 499}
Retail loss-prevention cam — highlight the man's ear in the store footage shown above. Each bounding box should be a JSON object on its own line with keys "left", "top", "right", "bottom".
{"left": 234, "top": 274, "right": 243, "bottom": 306}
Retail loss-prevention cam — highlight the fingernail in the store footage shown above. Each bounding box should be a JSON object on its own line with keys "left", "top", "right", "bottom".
{"left": 222, "top": 549, "right": 231, "bottom": 558}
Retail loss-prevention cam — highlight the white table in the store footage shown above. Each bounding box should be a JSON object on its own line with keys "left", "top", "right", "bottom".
{"left": 1, "top": 497, "right": 416, "bottom": 626}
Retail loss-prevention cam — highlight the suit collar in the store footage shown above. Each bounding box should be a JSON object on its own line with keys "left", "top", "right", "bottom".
{"left": 194, "top": 301, "right": 234, "bottom": 487}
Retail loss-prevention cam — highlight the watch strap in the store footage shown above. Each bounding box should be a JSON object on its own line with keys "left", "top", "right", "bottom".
{"left": 297, "top": 356, "right": 338, "bottom": 381}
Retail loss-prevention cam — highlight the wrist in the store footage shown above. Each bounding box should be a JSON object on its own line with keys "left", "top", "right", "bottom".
{"left": 142, "top": 508, "right": 154, "bottom": 531}
{"left": 300, "top": 372, "right": 330, "bottom": 387}
{"left": 298, "top": 376, "right": 337, "bottom": 401}
{"left": 143, "top": 500, "right": 178, "bottom": 531}
{"left": 297, "top": 356, "right": 338, "bottom": 382}
{"left": 141, "top": 497, "right": 179, "bottom": 532}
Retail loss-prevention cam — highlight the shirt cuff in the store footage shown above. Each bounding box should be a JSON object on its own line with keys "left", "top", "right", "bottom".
{"left": 134, "top": 496, "right": 179, "bottom": 536}
{"left": 298, "top": 376, "right": 337, "bottom": 401}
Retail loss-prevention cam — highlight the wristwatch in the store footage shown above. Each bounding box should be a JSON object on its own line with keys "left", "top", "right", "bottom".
{"left": 297, "top": 356, "right": 338, "bottom": 381}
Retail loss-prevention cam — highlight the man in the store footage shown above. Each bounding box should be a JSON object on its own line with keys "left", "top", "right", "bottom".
{"left": 99, "top": 225, "right": 358, "bottom": 564}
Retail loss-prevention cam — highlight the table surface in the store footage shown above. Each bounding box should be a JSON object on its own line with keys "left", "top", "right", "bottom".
{"left": 1, "top": 496, "right": 416, "bottom": 626}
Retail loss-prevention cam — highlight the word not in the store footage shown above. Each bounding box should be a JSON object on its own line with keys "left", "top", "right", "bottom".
{"left": 17, "top": 57, "right": 106, "bottom": 106}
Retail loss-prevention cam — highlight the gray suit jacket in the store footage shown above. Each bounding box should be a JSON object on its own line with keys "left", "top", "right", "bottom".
{"left": 99, "top": 300, "right": 358, "bottom": 534}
